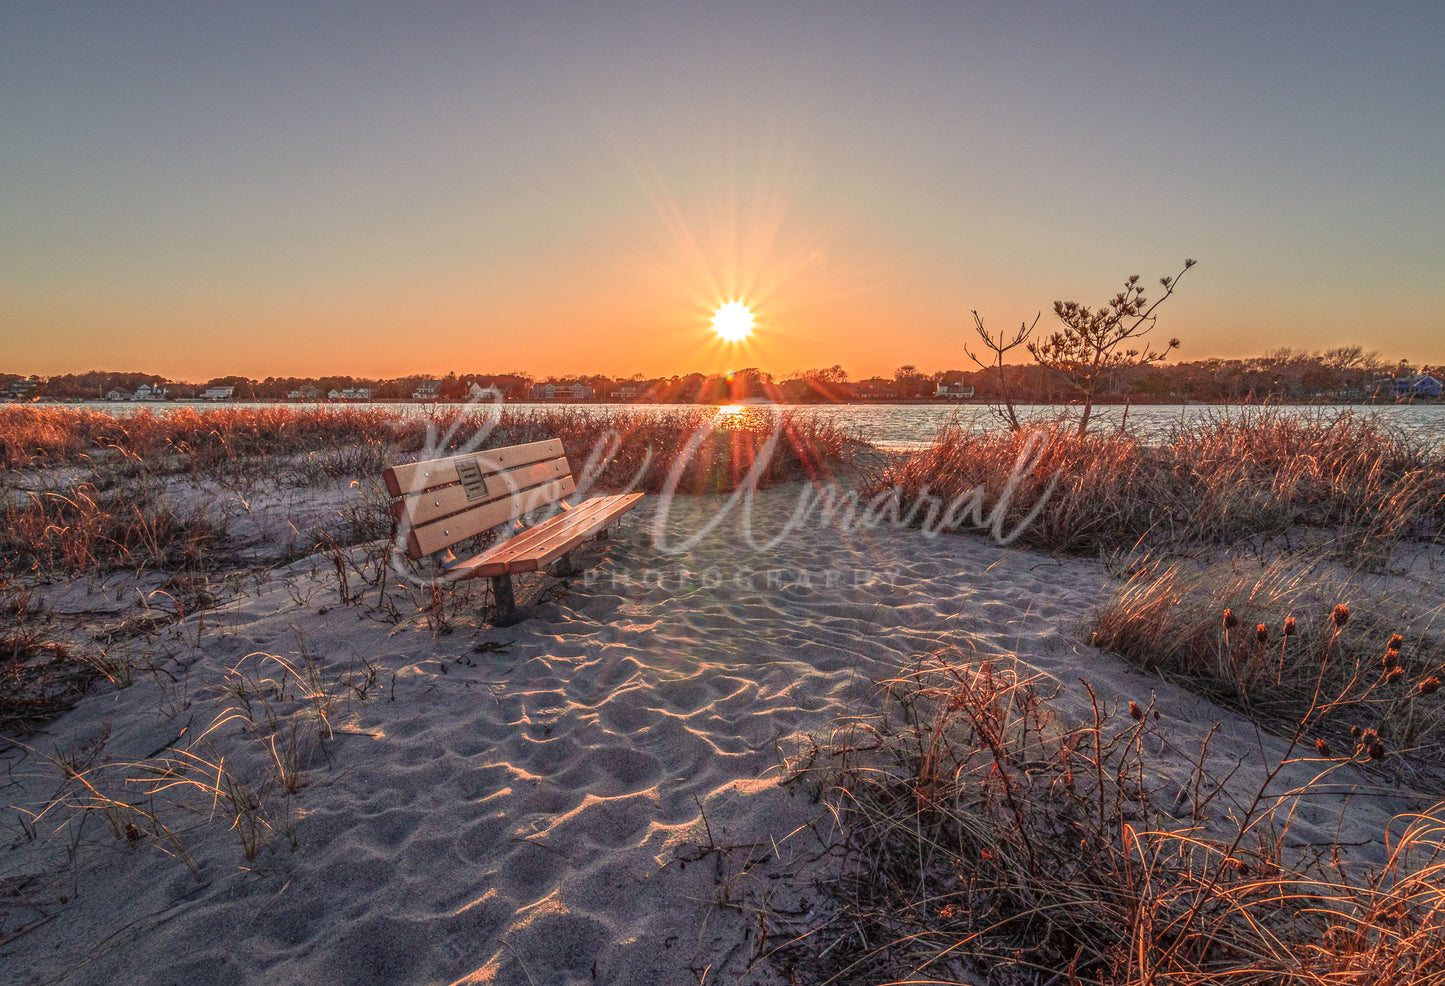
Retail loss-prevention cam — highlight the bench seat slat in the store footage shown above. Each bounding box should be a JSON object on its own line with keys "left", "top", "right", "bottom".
{"left": 394, "top": 456, "right": 571, "bottom": 528}
{"left": 450, "top": 493, "right": 645, "bottom": 578}
{"left": 383, "top": 439, "right": 565, "bottom": 498}
{"left": 406, "top": 476, "right": 578, "bottom": 558}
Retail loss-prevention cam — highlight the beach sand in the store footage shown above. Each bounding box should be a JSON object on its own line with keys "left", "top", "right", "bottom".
{"left": 2, "top": 477, "right": 1439, "bottom": 984}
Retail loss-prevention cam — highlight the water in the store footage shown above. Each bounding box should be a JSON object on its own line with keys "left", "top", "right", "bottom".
{"left": 44, "top": 399, "right": 1445, "bottom": 451}
{"left": 761, "top": 402, "right": 1445, "bottom": 451}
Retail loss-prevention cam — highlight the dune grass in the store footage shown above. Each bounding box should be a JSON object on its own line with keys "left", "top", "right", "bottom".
{"left": 0, "top": 402, "right": 859, "bottom": 490}
{"left": 0, "top": 478, "right": 225, "bottom": 576}
{"left": 861, "top": 409, "right": 1445, "bottom": 568}
{"left": 0, "top": 404, "right": 401, "bottom": 470}
{"left": 0, "top": 628, "right": 95, "bottom": 734}
{"left": 777, "top": 650, "right": 1445, "bottom": 984}
{"left": 378, "top": 402, "right": 861, "bottom": 494}
{"left": 1091, "top": 557, "right": 1445, "bottom": 791}
{"left": 5, "top": 638, "right": 379, "bottom": 905}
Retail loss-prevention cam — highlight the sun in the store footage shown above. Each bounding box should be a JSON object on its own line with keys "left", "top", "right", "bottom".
{"left": 711, "top": 301, "right": 755, "bottom": 343}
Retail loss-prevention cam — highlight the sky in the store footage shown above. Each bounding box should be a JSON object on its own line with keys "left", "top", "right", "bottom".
{"left": 2, "top": 2, "right": 1442, "bottom": 382}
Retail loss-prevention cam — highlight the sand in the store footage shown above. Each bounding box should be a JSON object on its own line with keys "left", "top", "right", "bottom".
{"left": 2, "top": 474, "right": 1440, "bottom": 985}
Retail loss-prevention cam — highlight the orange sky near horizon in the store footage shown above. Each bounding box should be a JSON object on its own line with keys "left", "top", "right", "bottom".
{"left": 3, "top": 5, "right": 1442, "bottom": 382}
{"left": 9, "top": 233, "right": 1434, "bottom": 383}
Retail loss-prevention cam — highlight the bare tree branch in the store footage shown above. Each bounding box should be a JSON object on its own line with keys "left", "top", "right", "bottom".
{"left": 965, "top": 311, "right": 1039, "bottom": 432}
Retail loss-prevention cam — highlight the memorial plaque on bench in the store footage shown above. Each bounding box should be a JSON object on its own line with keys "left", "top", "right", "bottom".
{"left": 455, "top": 457, "right": 489, "bottom": 502}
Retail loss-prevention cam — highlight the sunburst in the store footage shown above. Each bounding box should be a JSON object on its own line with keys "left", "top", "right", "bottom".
{"left": 711, "top": 302, "right": 755, "bottom": 343}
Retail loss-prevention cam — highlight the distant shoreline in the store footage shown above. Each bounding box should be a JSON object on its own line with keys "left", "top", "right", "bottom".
{"left": 4, "top": 394, "right": 1440, "bottom": 408}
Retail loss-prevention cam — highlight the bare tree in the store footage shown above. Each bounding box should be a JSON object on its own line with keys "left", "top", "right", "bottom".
{"left": 1028, "top": 259, "right": 1196, "bottom": 435}
{"left": 1320, "top": 345, "right": 1384, "bottom": 374}
{"left": 965, "top": 311, "right": 1039, "bottom": 431}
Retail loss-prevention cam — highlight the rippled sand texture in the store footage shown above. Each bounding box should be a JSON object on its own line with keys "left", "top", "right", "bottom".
{"left": 0, "top": 483, "right": 1423, "bottom": 985}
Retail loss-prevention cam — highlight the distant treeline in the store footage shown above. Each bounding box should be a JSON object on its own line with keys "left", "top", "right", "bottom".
{"left": 2, "top": 347, "right": 1439, "bottom": 404}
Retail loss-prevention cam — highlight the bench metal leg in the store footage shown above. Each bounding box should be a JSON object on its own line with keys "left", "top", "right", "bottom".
{"left": 551, "top": 549, "right": 580, "bottom": 578}
{"left": 490, "top": 575, "right": 519, "bottom": 626}
{"left": 550, "top": 527, "right": 613, "bottom": 579}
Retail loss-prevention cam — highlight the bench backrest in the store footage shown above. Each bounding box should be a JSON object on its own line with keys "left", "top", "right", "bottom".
{"left": 384, "top": 439, "right": 575, "bottom": 559}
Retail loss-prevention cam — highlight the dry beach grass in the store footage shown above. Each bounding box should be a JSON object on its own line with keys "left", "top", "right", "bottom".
{"left": 862, "top": 408, "right": 1445, "bottom": 567}
{"left": 1, "top": 403, "right": 1443, "bottom": 984}
{"left": 777, "top": 648, "right": 1445, "bottom": 984}
{"left": 0, "top": 402, "right": 857, "bottom": 491}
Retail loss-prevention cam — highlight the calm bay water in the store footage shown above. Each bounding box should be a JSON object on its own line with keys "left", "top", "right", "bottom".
{"left": 74, "top": 400, "right": 1445, "bottom": 451}
{"left": 745, "top": 402, "right": 1445, "bottom": 451}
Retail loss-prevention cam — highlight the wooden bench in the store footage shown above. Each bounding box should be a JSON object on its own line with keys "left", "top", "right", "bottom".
{"left": 383, "top": 439, "right": 644, "bottom": 625}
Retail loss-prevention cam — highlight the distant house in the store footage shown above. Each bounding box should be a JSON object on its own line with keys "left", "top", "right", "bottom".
{"left": 336, "top": 388, "right": 371, "bottom": 401}
{"left": 107, "top": 389, "right": 132, "bottom": 401}
{"left": 288, "top": 386, "right": 323, "bottom": 401}
{"left": 9, "top": 380, "right": 38, "bottom": 399}
{"left": 1392, "top": 375, "right": 1443, "bottom": 398}
{"left": 851, "top": 379, "right": 898, "bottom": 399}
{"left": 1410, "top": 374, "right": 1442, "bottom": 398}
{"left": 530, "top": 382, "right": 594, "bottom": 401}
{"left": 935, "top": 381, "right": 975, "bottom": 399}
{"left": 412, "top": 380, "right": 442, "bottom": 401}
{"left": 201, "top": 386, "right": 235, "bottom": 401}
{"left": 134, "top": 383, "right": 167, "bottom": 401}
